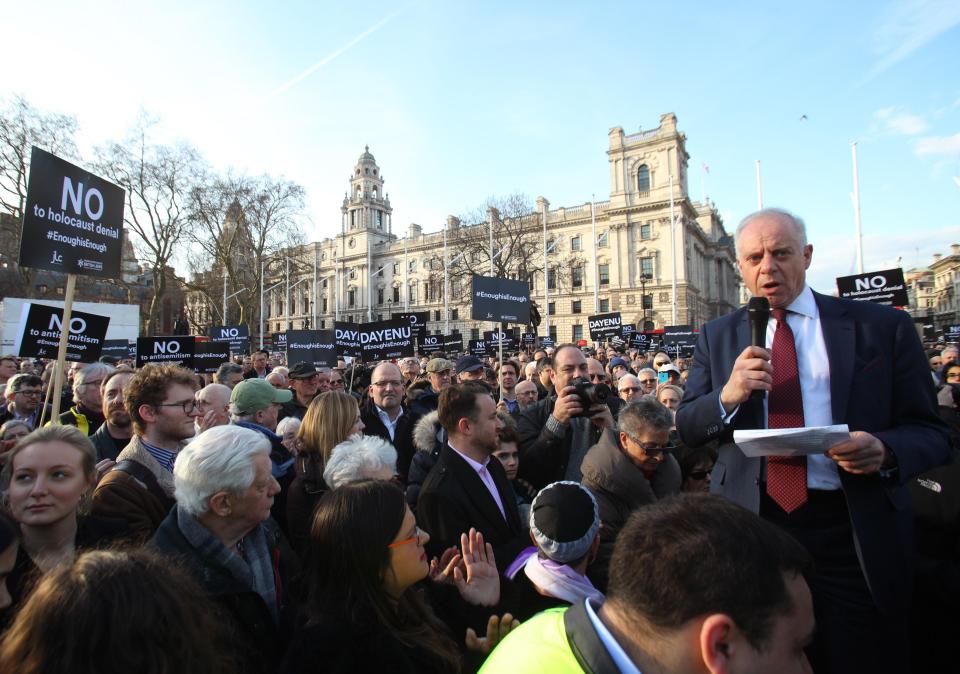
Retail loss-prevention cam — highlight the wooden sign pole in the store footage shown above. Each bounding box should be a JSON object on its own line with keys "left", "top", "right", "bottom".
{"left": 48, "top": 273, "right": 78, "bottom": 424}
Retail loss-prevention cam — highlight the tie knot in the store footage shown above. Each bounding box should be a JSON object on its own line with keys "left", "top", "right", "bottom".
{"left": 772, "top": 308, "right": 787, "bottom": 322}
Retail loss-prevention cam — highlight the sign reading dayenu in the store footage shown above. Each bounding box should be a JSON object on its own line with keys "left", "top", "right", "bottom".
{"left": 588, "top": 312, "right": 622, "bottom": 341}
{"left": 836, "top": 268, "right": 909, "bottom": 307}
{"left": 286, "top": 330, "right": 337, "bottom": 368}
{"left": 335, "top": 319, "right": 414, "bottom": 361}
{"left": 137, "top": 336, "right": 195, "bottom": 369}
{"left": 208, "top": 325, "right": 250, "bottom": 355}
{"left": 471, "top": 275, "right": 530, "bottom": 324}
{"left": 19, "top": 147, "right": 125, "bottom": 278}
{"left": 16, "top": 303, "right": 109, "bottom": 362}
{"left": 194, "top": 342, "right": 231, "bottom": 374}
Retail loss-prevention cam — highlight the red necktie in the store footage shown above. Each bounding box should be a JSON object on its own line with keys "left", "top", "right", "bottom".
{"left": 766, "top": 308, "right": 808, "bottom": 513}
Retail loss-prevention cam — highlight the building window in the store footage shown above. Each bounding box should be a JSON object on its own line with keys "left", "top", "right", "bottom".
{"left": 599, "top": 264, "right": 610, "bottom": 285}
{"left": 640, "top": 257, "right": 654, "bottom": 279}
{"left": 640, "top": 223, "right": 651, "bottom": 240}
{"left": 408, "top": 260, "right": 416, "bottom": 272}
{"left": 643, "top": 294, "right": 653, "bottom": 310}
{"left": 471, "top": 328, "right": 480, "bottom": 339}
{"left": 572, "top": 324, "right": 583, "bottom": 342}
{"left": 348, "top": 290, "right": 356, "bottom": 307}
{"left": 598, "top": 231, "right": 608, "bottom": 248}
{"left": 549, "top": 325, "right": 557, "bottom": 341}
{"left": 320, "top": 319, "right": 326, "bottom": 329}
{"left": 572, "top": 300, "right": 582, "bottom": 314}
{"left": 548, "top": 302, "right": 556, "bottom": 315}
{"left": 377, "top": 288, "right": 384, "bottom": 305}
{"left": 571, "top": 235, "right": 581, "bottom": 251}
{"left": 408, "top": 284, "right": 417, "bottom": 303}
{"left": 638, "top": 164, "right": 650, "bottom": 191}
{"left": 393, "top": 262, "right": 400, "bottom": 275}
{"left": 434, "top": 310, "right": 441, "bottom": 321}
{"left": 572, "top": 266, "right": 583, "bottom": 288}
{"left": 393, "top": 286, "right": 400, "bottom": 302}
{"left": 451, "top": 309, "right": 458, "bottom": 320}
{"left": 349, "top": 268, "right": 357, "bottom": 280}
{"left": 599, "top": 298, "right": 610, "bottom": 312}
{"left": 548, "top": 268, "right": 556, "bottom": 290}
{"left": 322, "top": 298, "right": 328, "bottom": 313}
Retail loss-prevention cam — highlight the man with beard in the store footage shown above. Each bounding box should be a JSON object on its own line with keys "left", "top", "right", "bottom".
{"left": 93, "top": 364, "right": 201, "bottom": 539}
{"left": 417, "top": 383, "right": 527, "bottom": 566}
{"left": 56, "top": 362, "right": 112, "bottom": 435}
{"left": 90, "top": 369, "right": 136, "bottom": 462}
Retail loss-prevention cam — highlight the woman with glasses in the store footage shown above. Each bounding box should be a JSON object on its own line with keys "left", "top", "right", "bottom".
{"left": 1, "top": 426, "right": 127, "bottom": 619}
{"left": 282, "top": 480, "right": 516, "bottom": 674}
{"left": 286, "top": 391, "right": 364, "bottom": 555}
{"left": 580, "top": 398, "right": 681, "bottom": 592}
{"left": 675, "top": 445, "right": 716, "bottom": 493}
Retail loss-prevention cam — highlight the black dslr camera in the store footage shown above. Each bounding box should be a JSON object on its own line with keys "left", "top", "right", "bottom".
{"left": 569, "top": 377, "right": 611, "bottom": 415}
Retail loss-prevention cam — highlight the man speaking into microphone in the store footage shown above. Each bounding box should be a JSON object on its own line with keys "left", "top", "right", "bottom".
{"left": 676, "top": 208, "right": 949, "bottom": 674}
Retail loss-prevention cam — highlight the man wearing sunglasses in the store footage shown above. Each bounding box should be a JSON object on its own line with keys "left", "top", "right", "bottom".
{"left": 581, "top": 397, "right": 681, "bottom": 591}
{"left": 94, "top": 364, "right": 201, "bottom": 539}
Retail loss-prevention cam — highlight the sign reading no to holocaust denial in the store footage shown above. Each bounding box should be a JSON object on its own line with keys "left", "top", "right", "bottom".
{"left": 392, "top": 312, "right": 430, "bottom": 341}
{"left": 193, "top": 341, "right": 231, "bottom": 374}
{"left": 19, "top": 147, "right": 125, "bottom": 278}
{"left": 335, "top": 319, "right": 415, "bottom": 362}
{"left": 271, "top": 332, "right": 287, "bottom": 351}
{"left": 421, "top": 334, "right": 443, "bottom": 352}
{"left": 471, "top": 275, "right": 530, "bottom": 324}
{"left": 483, "top": 330, "right": 517, "bottom": 351}
{"left": 286, "top": 330, "right": 337, "bottom": 368}
{"left": 588, "top": 312, "right": 622, "bottom": 341}
{"left": 208, "top": 325, "right": 250, "bottom": 355}
{"left": 835, "top": 268, "right": 909, "bottom": 307}
{"left": 469, "top": 339, "right": 491, "bottom": 357}
{"left": 16, "top": 303, "right": 110, "bottom": 363}
{"left": 136, "top": 336, "right": 195, "bottom": 369}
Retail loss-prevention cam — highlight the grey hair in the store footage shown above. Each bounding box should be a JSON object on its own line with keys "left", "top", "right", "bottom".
{"left": 228, "top": 403, "right": 257, "bottom": 424}
{"left": 618, "top": 397, "right": 674, "bottom": 437}
{"left": 735, "top": 208, "right": 807, "bottom": 256}
{"left": 618, "top": 374, "right": 641, "bottom": 391}
{"left": 174, "top": 425, "right": 271, "bottom": 517}
{"left": 213, "top": 363, "right": 243, "bottom": 385}
{"left": 322, "top": 435, "right": 397, "bottom": 489}
{"left": 73, "top": 362, "right": 115, "bottom": 401}
{"left": 638, "top": 368, "right": 657, "bottom": 379}
{"left": 276, "top": 416, "right": 301, "bottom": 437}
{"left": 942, "top": 346, "right": 959, "bottom": 357}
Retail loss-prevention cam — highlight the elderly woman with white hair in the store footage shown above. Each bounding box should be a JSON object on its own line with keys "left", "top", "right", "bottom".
{"left": 151, "top": 425, "right": 294, "bottom": 672}
{"left": 322, "top": 435, "right": 397, "bottom": 489}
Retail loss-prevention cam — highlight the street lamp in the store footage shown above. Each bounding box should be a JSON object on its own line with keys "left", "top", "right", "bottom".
{"left": 640, "top": 273, "right": 652, "bottom": 330}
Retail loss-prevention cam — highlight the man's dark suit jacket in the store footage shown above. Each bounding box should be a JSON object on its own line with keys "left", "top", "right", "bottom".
{"left": 360, "top": 400, "right": 421, "bottom": 484}
{"left": 676, "top": 291, "right": 950, "bottom": 616}
{"left": 416, "top": 444, "right": 527, "bottom": 568}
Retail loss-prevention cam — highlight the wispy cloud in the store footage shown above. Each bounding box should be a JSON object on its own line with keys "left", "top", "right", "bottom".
{"left": 265, "top": 7, "right": 408, "bottom": 100}
{"left": 915, "top": 133, "right": 960, "bottom": 156}
{"left": 863, "top": 0, "right": 960, "bottom": 82}
{"left": 872, "top": 106, "right": 930, "bottom": 135}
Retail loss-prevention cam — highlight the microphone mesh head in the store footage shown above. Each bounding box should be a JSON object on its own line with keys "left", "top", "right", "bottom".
{"left": 748, "top": 296, "right": 770, "bottom": 313}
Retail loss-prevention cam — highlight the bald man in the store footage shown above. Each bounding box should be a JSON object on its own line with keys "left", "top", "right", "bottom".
{"left": 361, "top": 362, "right": 422, "bottom": 483}
{"left": 195, "top": 383, "right": 232, "bottom": 434}
{"left": 515, "top": 379, "right": 539, "bottom": 411}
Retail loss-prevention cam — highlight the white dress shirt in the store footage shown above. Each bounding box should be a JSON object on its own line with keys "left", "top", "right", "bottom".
{"left": 448, "top": 442, "right": 507, "bottom": 520}
{"left": 375, "top": 404, "right": 403, "bottom": 442}
{"left": 583, "top": 598, "right": 643, "bottom": 674}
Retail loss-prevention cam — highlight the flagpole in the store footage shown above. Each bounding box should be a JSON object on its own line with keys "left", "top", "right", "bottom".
{"left": 669, "top": 175, "right": 678, "bottom": 325}
{"left": 591, "top": 195, "right": 599, "bottom": 314}
{"left": 852, "top": 142, "right": 864, "bottom": 274}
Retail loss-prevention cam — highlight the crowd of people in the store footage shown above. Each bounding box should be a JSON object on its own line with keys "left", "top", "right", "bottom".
{"left": 0, "top": 207, "right": 957, "bottom": 673}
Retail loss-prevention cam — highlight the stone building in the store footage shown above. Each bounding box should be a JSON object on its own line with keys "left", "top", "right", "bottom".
{"left": 217, "top": 114, "right": 741, "bottom": 346}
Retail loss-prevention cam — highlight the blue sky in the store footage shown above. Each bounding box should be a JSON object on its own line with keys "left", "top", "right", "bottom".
{"left": 3, "top": 0, "right": 959, "bottom": 293}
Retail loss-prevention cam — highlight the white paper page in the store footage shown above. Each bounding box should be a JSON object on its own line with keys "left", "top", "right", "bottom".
{"left": 733, "top": 424, "right": 850, "bottom": 458}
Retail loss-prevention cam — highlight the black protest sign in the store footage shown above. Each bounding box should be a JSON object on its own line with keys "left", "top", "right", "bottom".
{"left": 663, "top": 325, "right": 696, "bottom": 347}
{"left": 522, "top": 332, "right": 537, "bottom": 345}
{"left": 392, "top": 312, "right": 430, "bottom": 341}
{"left": 444, "top": 334, "right": 464, "bottom": 353}
{"left": 588, "top": 312, "right": 622, "bottom": 341}
{"left": 945, "top": 325, "right": 960, "bottom": 342}
{"left": 286, "top": 330, "right": 337, "bottom": 368}
{"left": 271, "top": 332, "right": 287, "bottom": 352}
{"left": 16, "top": 303, "right": 110, "bottom": 363}
{"left": 621, "top": 324, "right": 636, "bottom": 337}
{"left": 194, "top": 341, "right": 231, "bottom": 374}
{"left": 336, "top": 319, "right": 414, "bottom": 361}
{"left": 421, "top": 334, "right": 444, "bottom": 352}
{"left": 471, "top": 275, "right": 530, "bottom": 324}
{"left": 483, "top": 330, "right": 516, "bottom": 352}
{"left": 136, "top": 336, "right": 195, "bottom": 368}
{"left": 19, "top": 147, "right": 125, "bottom": 278}
{"left": 469, "top": 339, "right": 491, "bottom": 357}
{"left": 208, "top": 325, "right": 250, "bottom": 355}
{"left": 836, "top": 268, "right": 909, "bottom": 307}
{"left": 101, "top": 339, "right": 133, "bottom": 360}
{"left": 538, "top": 336, "right": 555, "bottom": 348}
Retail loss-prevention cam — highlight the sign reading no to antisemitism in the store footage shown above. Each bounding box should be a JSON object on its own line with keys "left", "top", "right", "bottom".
{"left": 19, "top": 147, "right": 125, "bottom": 278}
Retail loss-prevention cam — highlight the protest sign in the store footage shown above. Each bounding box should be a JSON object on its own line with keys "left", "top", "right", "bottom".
{"left": 335, "top": 319, "right": 414, "bottom": 361}
{"left": 538, "top": 336, "right": 555, "bottom": 348}
{"left": 286, "top": 330, "right": 337, "bottom": 368}
{"left": 588, "top": 312, "right": 622, "bottom": 341}
{"left": 444, "top": 333, "right": 464, "bottom": 353}
{"left": 101, "top": 339, "right": 134, "bottom": 360}
{"left": 836, "top": 268, "right": 909, "bottom": 307}
{"left": 16, "top": 303, "right": 109, "bottom": 363}
{"left": 270, "top": 332, "right": 287, "bottom": 352}
{"left": 421, "top": 334, "right": 443, "bottom": 352}
{"left": 208, "top": 325, "right": 250, "bottom": 355}
{"left": 483, "top": 330, "right": 517, "bottom": 351}
{"left": 471, "top": 275, "right": 530, "bottom": 324}
{"left": 663, "top": 325, "right": 696, "bottom": 348}
{"left": 19, "top": 147, "right": 125, "bottom": 278}
{"left": 136, "top": 336, "right": 195, "bottom": 369}
{"left": 194, "top": 341, "right": 231, "bottom": 374}
{"left": 392, "top": 311, "right": 429, "bottom": 341}
{"left": 469, "top": 339, "right": 491, "bottom": 357}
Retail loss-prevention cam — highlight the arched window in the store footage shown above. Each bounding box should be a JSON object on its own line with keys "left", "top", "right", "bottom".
{"left": 637, "top": 164, "right": 650, "bottom": 192}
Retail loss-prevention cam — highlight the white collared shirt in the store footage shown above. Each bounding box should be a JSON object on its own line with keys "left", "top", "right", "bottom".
{"left": 448, "top": 441, "right": 507, "bottom": 520}
{"left": 583, "top": 598, "right": 643, "bottom": 674}
{"left": 375, "top": 404, "right": 403, "bottom": 442}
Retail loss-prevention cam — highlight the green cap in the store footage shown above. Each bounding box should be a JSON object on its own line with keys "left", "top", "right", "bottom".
{"left": 230, "top": 378, "right": 292, "bottom": 413}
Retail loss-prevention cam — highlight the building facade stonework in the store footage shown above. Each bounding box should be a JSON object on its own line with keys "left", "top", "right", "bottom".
{"left": 220, "top": 114, "right": 741, "bottom": 345}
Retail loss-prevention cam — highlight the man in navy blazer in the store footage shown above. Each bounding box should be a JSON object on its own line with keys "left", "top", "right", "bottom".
{"left": 676, "top": 208, "right": 949, "bottom": 674}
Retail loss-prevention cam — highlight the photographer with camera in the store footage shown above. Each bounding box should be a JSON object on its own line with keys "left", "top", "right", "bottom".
{"left": 516, "top": 345, "right": 617, "bottom": 491}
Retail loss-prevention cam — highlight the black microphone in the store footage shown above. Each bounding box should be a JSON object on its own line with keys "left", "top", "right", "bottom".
{"left": 747, "top": 296, "right": 770, "bottom": 401}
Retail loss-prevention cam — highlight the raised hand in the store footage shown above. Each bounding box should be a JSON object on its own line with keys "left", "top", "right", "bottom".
{"left": 465, "top": 613, "right": 520, "bottom": 654}
{"left": 429, "top": 546, "right": 463, "bottom": 585}
{"left": 453, "top": 528, "right": 500, "bottom": 607}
